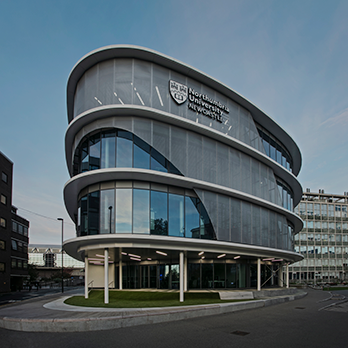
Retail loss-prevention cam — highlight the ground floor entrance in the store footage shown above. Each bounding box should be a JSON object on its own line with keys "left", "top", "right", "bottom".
{"left": 113, "top": 261, "right": 281, "bottom": 290}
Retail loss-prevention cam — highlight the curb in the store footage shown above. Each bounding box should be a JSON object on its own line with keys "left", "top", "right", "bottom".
{"left": 0, "top": 291, "right": 307, "bottom": 332}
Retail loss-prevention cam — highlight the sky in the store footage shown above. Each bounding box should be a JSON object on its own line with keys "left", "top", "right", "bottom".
{"left": 0, "top": 0, "right": 347, "bottom": 245}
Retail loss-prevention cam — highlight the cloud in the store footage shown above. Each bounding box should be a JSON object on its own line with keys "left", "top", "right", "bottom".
{"left": 319, "top": 107, "right": 348, "bottom": 128}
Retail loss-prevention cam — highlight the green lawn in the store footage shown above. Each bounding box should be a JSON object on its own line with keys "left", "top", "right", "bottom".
{"left": 64, "top": 290, "right": 252, "bottom": 308}
{"left": 323, "top": 286, "right": 348, "bottom": 291}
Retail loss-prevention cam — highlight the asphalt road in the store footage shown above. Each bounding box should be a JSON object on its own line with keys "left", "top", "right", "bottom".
{"left": 1, "top": 288, "right": 347, "bottom": 348}
{"left": 0, "top": 286, "right": 83, "bottom": 307}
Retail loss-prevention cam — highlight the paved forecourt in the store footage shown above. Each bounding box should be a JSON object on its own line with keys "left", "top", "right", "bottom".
{"left": 0, "top": 288, "right": 307, "bottom": 332}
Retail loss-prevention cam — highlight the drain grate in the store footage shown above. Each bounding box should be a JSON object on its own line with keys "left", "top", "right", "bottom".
{"left": 295, "top": 307, "right": 305, "bottom": 309}
{"left": 231, "top": 330, "right": 250, "bottom": 336}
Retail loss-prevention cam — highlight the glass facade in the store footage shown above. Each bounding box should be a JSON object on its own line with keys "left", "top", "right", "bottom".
{"left": 258, "top": 127, "right": 293, "bottom": 172}
{"left": 77, "top": 182, "right": 215, "bottom": 240}
{"left": 73, "top": 122, "right": 294, "bottom": 212}
{"left": 291, "top": 194, "right": 348, "bottom": 282}
{"left": 116, "top": 261, "right": 278, "bottom": 290}
{"left": 74, "top": 129, "right": 181, "bottom": 176}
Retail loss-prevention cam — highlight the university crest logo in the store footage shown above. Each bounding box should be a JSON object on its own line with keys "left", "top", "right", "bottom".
{"left": 169, "top": 80, "right": 188, "bottom": 105}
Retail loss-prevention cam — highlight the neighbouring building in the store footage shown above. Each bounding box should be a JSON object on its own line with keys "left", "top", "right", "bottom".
{"left": 28, "top": 244, "right": 85, "bottom": 283}
{"left": 63, "top": 45, "right": 303, "bottom": 298}
{"left": 291, "top": 190, "right": 348, "bottom": 283}
{"left": 0, "top": 152, "right": 29, "bottom": 292}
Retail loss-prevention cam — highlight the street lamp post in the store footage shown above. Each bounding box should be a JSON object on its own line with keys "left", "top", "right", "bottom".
{"left": 57, "top": 218, "right": 64, "bottom": 293}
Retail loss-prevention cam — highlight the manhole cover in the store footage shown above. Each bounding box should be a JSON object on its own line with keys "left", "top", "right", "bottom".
{"left": 231, "top": 330, "right": 250, "bottom": 336}
{"left": 295, "top": 307, "right": 305, "bottom": 309}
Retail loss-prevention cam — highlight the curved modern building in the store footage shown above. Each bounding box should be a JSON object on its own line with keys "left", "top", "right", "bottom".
{"left": 63, "top": 45, "right": 303, "bottom": 300}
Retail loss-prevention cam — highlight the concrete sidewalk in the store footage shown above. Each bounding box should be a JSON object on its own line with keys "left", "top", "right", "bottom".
{"left": 0, "top": 288, "right": 307, "bottom": 332}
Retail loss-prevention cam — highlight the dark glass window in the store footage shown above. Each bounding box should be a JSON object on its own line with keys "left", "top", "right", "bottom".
{"left": 101, "top": 131, "right": 116, "bottom": 168}
{"left": 188, "top": 263, "right": 200, "bottom": 289}
{"left": 78, "top": 183, "right": 215, "bottom": 240}
{"left": 11, "top": 239, "right": 17, "bottom": 250}
{"left": 134, "top": 136, "right": 150, "bottom": 169}
{"left": 89, "top": 133, "right": 101, "bottom": 170}
{"left": 1, "top": 194, "right": 6, "bottom": 205}
{"left": 0, "top": 262, "right": 4, "bottom": 272}
{"left": 185, "top": 197, "right": 200, "bottom": 238}
{"left": 117, "top": 131, "right": 133, "bottom": 167}
{"left": 214, "top": 263, "right": 226, "bottom": 288}
{"left": 81, "top": 140, "right": 89, "bottom": 172}
{"left": 100, "top": 190, "right": 115, "bottom": 234}
{"left": 0, "top": 240, "right": 5, "bottom": 250}
{"left": 0, "top": 218, "right": 6, "bottom": 228}
{"left": 202, "top": 263, "right": 213, "bottom": 288}
{"left": 198, "top": 201, "right": 215, "bottom": 240}
{"left": 150, "top": 190, "right": 168, "bottom": 235}
{"left": 168, "top": 194, "right": 184, "bottom": 237}
{"left": 75, "top": 129, "right": 183, "bottom": 177}
{"left": 151, "top": 148, "right": 167, "bottom": 172}
{"left": 262, "top": 138, "right": 269, "bottom": 156}
{"left": 80, "top": 196, "right": 88, "bottom": 236}
{"left": 1, "top": 172, "right": 8, "bottom": 183}
{"left": 11, "top": 259, "right": 16, "bottom": 269}
{"left": 270, "top": 140, "right": 276, "bottom": 161}
{"left": 116, "top": 189, "right": 132, "bottom": 233}
{"left": 133, "top": 189, "right": 149, "bottom": 234}
{"left": 88, "top": 192, "right": 100, "bottom": 235}
{"left": 226, "top": 264, "right": 237, "bottom": 288}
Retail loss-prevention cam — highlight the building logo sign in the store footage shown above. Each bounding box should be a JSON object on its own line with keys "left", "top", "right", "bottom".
{"left": 169, "top": 80, "right": 188, "bottom": 105}
{"left": 169, "top": 80, "right": 229, "bottom": 123}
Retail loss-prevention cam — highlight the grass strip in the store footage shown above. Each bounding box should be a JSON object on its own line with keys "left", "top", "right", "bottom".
{"left": 64, "top": 290, "right": 253, "bottom": 308}
{"left": 323, "top": 287, "right": 348, "bottom": 291}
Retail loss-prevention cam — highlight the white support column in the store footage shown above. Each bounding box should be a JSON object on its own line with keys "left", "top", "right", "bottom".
{"left": 286, "top": 263, "right": 289, "bottom": 288}
{"left": 119, "top": 249, "right": 123, "bottom": 290}
{"left": 180, "top": 251, "right": 184, "bottom": 302}
{"left": 84, "top": 254, "right": 89, "bottom": 299}
{"left": 119, "top": 260, "right": 123, "bottom": 290}
{"left": 257, "top": 258, "right": 261, "bottom": 291}
{"left": 104, "top": 248, "right": 109, "bottom": 304}
{"left": 278, "top": 265, "right": 283, "bottom": 287}
{"left": 184, "top": 252, "right": 188, "bottom": 292}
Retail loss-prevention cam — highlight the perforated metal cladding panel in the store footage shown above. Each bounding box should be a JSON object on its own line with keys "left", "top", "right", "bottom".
{"left": 241, "top": 201, "right": 251, "bottom": 244}
{"left": 187, "top": 132, "right": 203, "bottom": 181}
{"left": 217, "top": 194, "right": 230, "bottom": 242}
{"left": 203, "top": 137, "right": 216, "bottom": 183}
{"left": 170, "top": 126, "right": 187, "bottom": 174}
{"left": 252, "top": 158, "right": 261, "bottom": 198}
{"left": 98, "top": 60, "right": 114, "bottom": 106}
{"left": 133, "top": 117, "right": 152, "bottom": 146}
{"left": 114, "top": 59, "right": 133, "bottom": 105}
{"left": 197, "top": 189, "right": 293, "bottom": 250}
{"left": 230, "top": 197, "right": 241, "bottom": 243}
{"left": 74, "top": 74, "right": 85, "bottom": 117}
{"left": 152, "top": 64, "right": 170, "bottom": 112}
{"left": 269, "top": 211, "right": 276, "bottom": 248}
{"left": 133, "top": 60, "right": 151, "bottom": 107}
{"left": 240, "top": 153, "right": 251, "bottom": 195}
{"left": 84, "top": 65, "right": 99, "bottom": 113}
{"left": 153, "top": 122, "right": 169, "bottom": 160}
{"left": 252, "top": 205, "right": 261, "bottom": 245}
{"left": 261, "top": 207, "right": 269, "bottom": 246}
{"left": 217, "top": 142, "right": 229, "bottom": 187}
